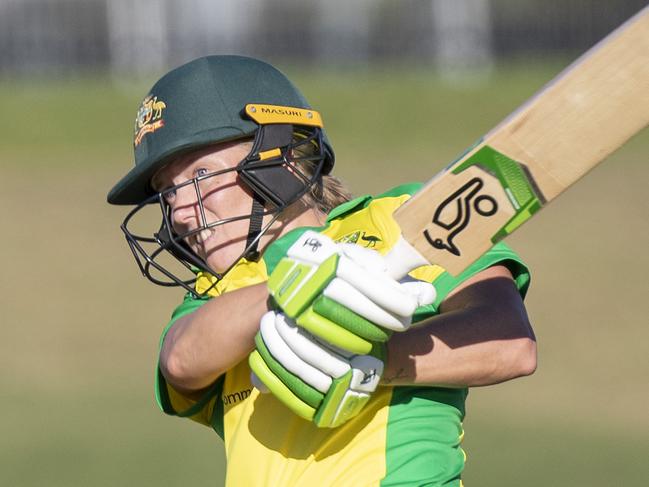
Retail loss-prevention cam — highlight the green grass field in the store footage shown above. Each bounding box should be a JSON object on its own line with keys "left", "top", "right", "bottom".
{"left": 2, "top": 63, "right": 648, "bottom": 486}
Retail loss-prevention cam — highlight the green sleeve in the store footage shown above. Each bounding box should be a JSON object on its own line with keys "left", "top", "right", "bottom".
{"left": 413, "top": 242, "right": 530, "bottom": 322}
{"left": 435, "top": 241, "right": 530, "bottom": 299}
{"left": 154, "top": 293, "right": 223, "bottom": 420}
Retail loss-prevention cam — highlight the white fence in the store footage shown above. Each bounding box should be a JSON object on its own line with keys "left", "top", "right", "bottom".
{"left": 0, "top": 0, "right": 646, "bottom": 77}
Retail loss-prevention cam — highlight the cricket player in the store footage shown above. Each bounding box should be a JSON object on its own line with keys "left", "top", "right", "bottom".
{"left": 108, "top": 55, "right": 537, "bottom": 486}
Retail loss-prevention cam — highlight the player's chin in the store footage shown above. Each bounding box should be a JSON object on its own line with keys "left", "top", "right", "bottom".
{"left": 204, "top": 238, "right": 249, "bottom": 273}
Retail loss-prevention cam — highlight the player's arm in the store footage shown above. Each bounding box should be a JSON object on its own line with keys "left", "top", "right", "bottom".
{"left": 383, "top": 265, "right": 537, "bottom": 387}
{"left": 159, "top": 282, "right": 271, "bottom": 394}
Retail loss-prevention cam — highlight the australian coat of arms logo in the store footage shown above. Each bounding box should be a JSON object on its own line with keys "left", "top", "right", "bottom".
{"left": 134, "top": 95, "right": 166, "bottom": 146}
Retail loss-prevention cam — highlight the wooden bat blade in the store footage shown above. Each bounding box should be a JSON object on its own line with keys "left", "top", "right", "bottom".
{"left": 391, "top": 5, "right": 649, "bottom": 277}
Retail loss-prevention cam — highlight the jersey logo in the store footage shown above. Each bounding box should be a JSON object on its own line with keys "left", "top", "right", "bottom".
{"left": 336, "top": 231, "right": 382, "bottom": 248}
{"left": 222, "top": 388, "right": 252, "bottom": 406}
{"left": 359, "top": 232, "right": 381, "bottom": 248}
{"left": 134, "top": 95, "right": 167, "bottom": 146}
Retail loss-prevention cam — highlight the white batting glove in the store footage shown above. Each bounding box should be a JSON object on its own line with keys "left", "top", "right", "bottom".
{"left": 267, "top": 231, "right": 436, "bottom": 340}
{"left": 249, "top": 311, "right": 385, "bottom": 428}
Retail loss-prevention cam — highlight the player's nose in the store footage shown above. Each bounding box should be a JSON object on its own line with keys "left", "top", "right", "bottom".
{"left": 169, "top": 182, "right": 201, "bottom": 228}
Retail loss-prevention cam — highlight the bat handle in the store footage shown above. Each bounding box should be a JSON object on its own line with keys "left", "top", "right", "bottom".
{"left": 384, "top": 236, "right": 430, "bottom": 280}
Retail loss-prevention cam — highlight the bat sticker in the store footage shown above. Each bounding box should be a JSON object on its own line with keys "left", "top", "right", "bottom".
{"left": 423, "top": 177, "right": 498, "bottom": 256}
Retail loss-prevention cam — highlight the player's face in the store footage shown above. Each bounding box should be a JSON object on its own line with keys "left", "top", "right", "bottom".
{"left": 152, "top": 141, "right": 259, "bottom": 273}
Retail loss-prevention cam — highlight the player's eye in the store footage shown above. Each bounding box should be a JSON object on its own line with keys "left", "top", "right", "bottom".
{"left": 196, "top": 168, "right": 209, "bottom": 178}
{"left": 162, "top": 188, "right": 176, "bottom": 203}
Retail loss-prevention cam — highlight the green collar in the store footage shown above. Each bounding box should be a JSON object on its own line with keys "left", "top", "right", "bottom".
{"left": 326, "top": 194, "right": 373, "bottom": 221}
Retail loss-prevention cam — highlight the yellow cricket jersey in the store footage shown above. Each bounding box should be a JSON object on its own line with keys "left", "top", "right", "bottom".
{"left": 155, "top": 183, "right": 531, "bottom": 486}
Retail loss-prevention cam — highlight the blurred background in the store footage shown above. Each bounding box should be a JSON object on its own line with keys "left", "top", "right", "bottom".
{"left": 2, "top": 1, "right": 648, "bottom": 486}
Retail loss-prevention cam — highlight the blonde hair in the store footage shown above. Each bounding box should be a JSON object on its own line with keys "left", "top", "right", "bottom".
{"left": 290, "top": 133, "right": 353, "bottom": 214}
{"left": 305, "top": 173, "right": 353, "bottom": 214}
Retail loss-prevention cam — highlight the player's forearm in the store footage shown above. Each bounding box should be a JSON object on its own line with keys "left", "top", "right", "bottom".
{"left": 382, "top": 304, "right": 537, "bottom": 387}
{"left": 160, "top": 282, "right": 270, "bottom": 392}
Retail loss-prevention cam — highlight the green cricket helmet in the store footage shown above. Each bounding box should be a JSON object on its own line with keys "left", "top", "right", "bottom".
{"left": 107, "top": 55, "right": 334, "bottom": 205}
{"left": 108, "top": 55, "right": 335, "bottom": 296}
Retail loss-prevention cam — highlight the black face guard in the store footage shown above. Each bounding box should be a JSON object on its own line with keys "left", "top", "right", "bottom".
{"left": 120, "top": 107, "right": 328, "bottom": 297}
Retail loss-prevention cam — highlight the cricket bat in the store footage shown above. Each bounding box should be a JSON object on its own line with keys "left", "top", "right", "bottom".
{"left": 384, "top": 5, "right": 649, "bottom": 280}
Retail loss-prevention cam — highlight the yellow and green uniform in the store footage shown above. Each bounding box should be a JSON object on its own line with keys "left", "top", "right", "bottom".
{"left": 156, "top": 183, "right": 531, "bottom": 486}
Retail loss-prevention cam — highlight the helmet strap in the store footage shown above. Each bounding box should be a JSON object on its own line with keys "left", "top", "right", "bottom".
{"left": 244, "top": 191, "right": 266, "bottom": 261}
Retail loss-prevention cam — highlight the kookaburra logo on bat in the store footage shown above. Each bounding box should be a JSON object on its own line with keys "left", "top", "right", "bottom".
{"left": 423, "top": 177, "right": 498, "bottom": 256}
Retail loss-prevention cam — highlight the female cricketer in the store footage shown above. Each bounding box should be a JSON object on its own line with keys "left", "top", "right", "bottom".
{"left": 108, "top": 55, "right": 537, "bottom": 486}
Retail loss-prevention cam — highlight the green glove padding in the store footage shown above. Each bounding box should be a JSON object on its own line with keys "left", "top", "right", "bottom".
{"left": 267, "top": 247, "right": 339, "bottom": 319}
{"left": 249, "top": 350, "right": 316, "bottom": 421}
{"left": 312, "top": 296, "right": 392, "bottom": 343}
{"left": 296, "top": 306, "right": 373, "bottom": 355}
{"left": 254, "top": 333, "right": 323, "bottom": 408}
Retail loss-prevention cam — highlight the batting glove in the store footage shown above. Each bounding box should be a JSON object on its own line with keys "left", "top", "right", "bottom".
{"left": 251, "top": 232, "right": 436, "bottom": 427}
{"left": 267, "top": 231, "right": 436, "bottom": 355}
{"left": 249, "top": 310, "right": 386, "bottom": 428}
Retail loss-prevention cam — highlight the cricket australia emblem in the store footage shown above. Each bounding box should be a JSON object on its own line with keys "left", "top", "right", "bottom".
{"left": 134, "top": 95, "right": 167, "bottom": 146}
{"left": 336, "top": 231, "right": 382, "bottom": 248}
